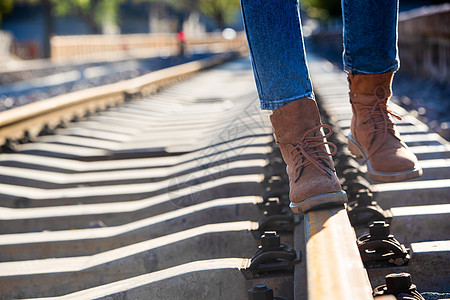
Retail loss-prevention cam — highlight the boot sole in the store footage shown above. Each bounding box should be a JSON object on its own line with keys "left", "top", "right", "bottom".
{"left": 289, "top": 190, "right": 347, "bottom": 214}
{"left": 348, "top": 133, "right": 423, "bottom": 183}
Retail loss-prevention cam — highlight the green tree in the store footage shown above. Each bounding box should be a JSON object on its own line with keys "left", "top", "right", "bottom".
{"left": 0, "top": 0, "right": 14, "bottom": 28}
{"left": 134, "top": 0, "right": 197, "bottom": 31}
{"left": 7, "top": 0, "right": 126, "bottom": 57}
{"left": 301, "top": 0, "right": 341, "bottom": 20}
{"left": 137, "top": 0, "right": 240, "bottom": 30}
{"left": 52, "top": 0, "right": 126, "bottom": 34}
{"left": 198, "top": 0, "right": 240, "bottom": 29}
{"left": 20, "top": 0, "right": 126, "bottom": 34}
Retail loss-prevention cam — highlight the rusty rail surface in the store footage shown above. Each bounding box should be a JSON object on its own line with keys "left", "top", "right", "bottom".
{"left": 304, "top": 207, "right": 373, "bottom": 300}
{"left": 0, "top": 52, "right": 240, "bottom": 147}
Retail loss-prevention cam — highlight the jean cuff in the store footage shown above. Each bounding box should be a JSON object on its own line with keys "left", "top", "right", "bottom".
{"left": 260, "top": 92, "right": 315, "bottom": 110}
{"left": 344, "top": 63, "right": 399, "bottom": 75}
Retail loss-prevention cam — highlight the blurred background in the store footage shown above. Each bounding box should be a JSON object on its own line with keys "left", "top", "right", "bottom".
{"left": 0, "top": 0, "right": 245, "bottom": 59}
{"left": 0, "top": 0, "right": 449, "bottom": 138}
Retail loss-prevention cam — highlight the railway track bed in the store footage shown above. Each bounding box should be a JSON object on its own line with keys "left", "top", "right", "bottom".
{"left": 0, "top": 55, "right": 448, "bottom": 299}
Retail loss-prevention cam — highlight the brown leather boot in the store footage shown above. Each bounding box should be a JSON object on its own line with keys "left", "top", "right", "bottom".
{"left": 270, "top": 99, "right": 347, "bottom": 214}
{"left": 347, "top": 73, "right": 422, "bottom": 182}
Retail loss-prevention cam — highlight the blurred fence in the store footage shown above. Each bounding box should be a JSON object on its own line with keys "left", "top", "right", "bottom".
{"left": 11, "top": 41, "right": 41, "bottom": 59}
{"left": 398, "top": 4, "right": 450, "bottom": 84}
{"left": 1, "top": 30, "right": 42, "bottom": 60}
{"left": 309, "top": 4, "right": 450, "bottom": 85}
{"left": 50, "top": 32, "right": 247, "bottom": 61}
{"left": 0, "top": 31, "right": 13, "bottom": 58}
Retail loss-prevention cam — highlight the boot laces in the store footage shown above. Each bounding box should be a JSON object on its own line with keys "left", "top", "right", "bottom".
{"left": 289, "top": 124, "right": 337, "bottom": 182}
{"left": 358, "top": 86, "right": 402, "bottom": 157}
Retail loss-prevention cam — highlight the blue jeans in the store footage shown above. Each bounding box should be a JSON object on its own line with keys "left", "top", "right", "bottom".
{"left": 241, "top": 0, "right": 399, "bottom": 110}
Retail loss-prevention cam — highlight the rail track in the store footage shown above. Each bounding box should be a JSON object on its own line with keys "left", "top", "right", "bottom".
{"left": 0, "top": 52, "right": 239, "bottom": 147}
{"left": 0, "top": 54, "right": 448, "bottom": 299}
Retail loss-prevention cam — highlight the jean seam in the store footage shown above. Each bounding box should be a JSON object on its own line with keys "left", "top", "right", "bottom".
{"left": 394, "top": 0, "right": 400, "bottom": 71}
{"left": 342, "top": 0, "right": 352, "bottom": 72}
{"left": 240, "top": 1, "right": 264, "bottom": 96}
{"left": 295, "top": 0, "right": 314, "bottom": 98}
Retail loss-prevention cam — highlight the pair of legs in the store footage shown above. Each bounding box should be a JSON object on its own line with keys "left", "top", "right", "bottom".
{"left": 241, "top": 0, "right": 422, "bottom": 214}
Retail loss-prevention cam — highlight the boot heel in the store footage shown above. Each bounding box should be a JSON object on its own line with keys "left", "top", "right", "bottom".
{"left": 348, "top": 136, "right": 364, "bottom": 158}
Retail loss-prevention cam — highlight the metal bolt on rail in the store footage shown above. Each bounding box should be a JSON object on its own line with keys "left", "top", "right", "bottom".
{"left": 333, "top": 145, "right": 353, "bottom": 158}
{"left": 328, "top": 129, "right": 347, "bottom": 144}
{"left": 260, "top": 189, "right": 290, "bottom": 208}
{"left": 260, "top": 231, "right": 282, "bottom": 251}
{"left": 342, "top": 167, "right": 367, "bottom": 181}
{"left": 247, "top": 284, "right": 289, "bottom": 300}
{"left": 71, "top": 115, "right": 82, "bottom": 122}
{"left": 266, "top": 151, "right": 283, "bottom": 164}
{"left": 0, "top": 138, "right": 17, "bottom": 153}
{"left": 373, "top": 273, "right": 425, "bottom": 300}
{"left": 264, "top": 165, "right": 288, "bottom": 179}
{"left": 330, "top": 139, "right": 347, "bottom": 150}
{"left": 248, "top": 284, "right": 273, "bottom": 300}
{"left": 268, "top": 153, "right": 283, "bottom": 163}
{"left": 347, "top": 190, "right": 392, "bottom": 227}
{"left": 243, "top": 231, "right": 301, "bottom": 278}
{"left": 124, "top": 91, "right": 142, "bottom": 101}
{"left": 264, "top": 198, "right": 284, "bottom": 215}
{"left": 268, "top": 145, "right": 281, "bottom": 157}
{"left": 265, "top": 148, "right": 285, "bottom": 168}
{"left": 84, "top": 110, "right": 94, "bottom": 118}
{"left": 357, "top": 221, "right": 410, "bottom": 266}
{"left": 256, "top": 198, "right": 302, "bottom": 236}
{"left": 265, "top": 167, "right": 285, "bottom": 180}
{"left": 334, "top": 155, "right": 361, "bottom": 174}
{"left": 262, "top": 175, "right": 288, "bottom": 191}
{"left": 18, "top": 130, "right": 34, "bottom": 144}
{"left": 56, "top": 120, "right": 68, "bottom": 129}
{"left": 38, "top": 124, "right": 55, "bottom": 136}
{"left": 341, "top": 175, "right": 373, "bottom": 199}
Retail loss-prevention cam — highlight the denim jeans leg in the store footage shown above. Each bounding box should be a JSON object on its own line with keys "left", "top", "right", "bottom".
{"left": 342, "top": 0, "right": 400, "bottom": 75}
{"left": 241, "top": 0, "right": 314, "bottom": 110}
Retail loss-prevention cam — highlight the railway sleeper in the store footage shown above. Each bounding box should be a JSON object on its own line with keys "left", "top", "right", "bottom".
{"left": 0, "top": 200, "right": 265, "bottom": 260}
{"left": 0, "top": 152, "right": 272, "bottom": 189}
{"left": 0, "top": 196, "right": 261, "bottom": 234}
{"left": 0, "top": 171, "right": 267, "bottom": 208}
{"left": 0, "top": 223, "right": 261, "bottom": 298}
{"left": 0, "top": 135, "right": 274, "bottom": 173}
{"left": 22, "top": 259, "right": 294, "bottom": 300}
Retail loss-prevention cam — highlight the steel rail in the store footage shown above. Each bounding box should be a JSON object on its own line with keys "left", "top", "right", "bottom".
{"left": 0, "top": 52, "right": 240, "bottom": 146}
{"left": 304, "top": 207, "right": 373, "bottom": 300}
{"left": 302, "top": 52, "right": 450, "bottom": 299}
{"left": 301, "top": 53, "right": 378, "bottom": 299}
